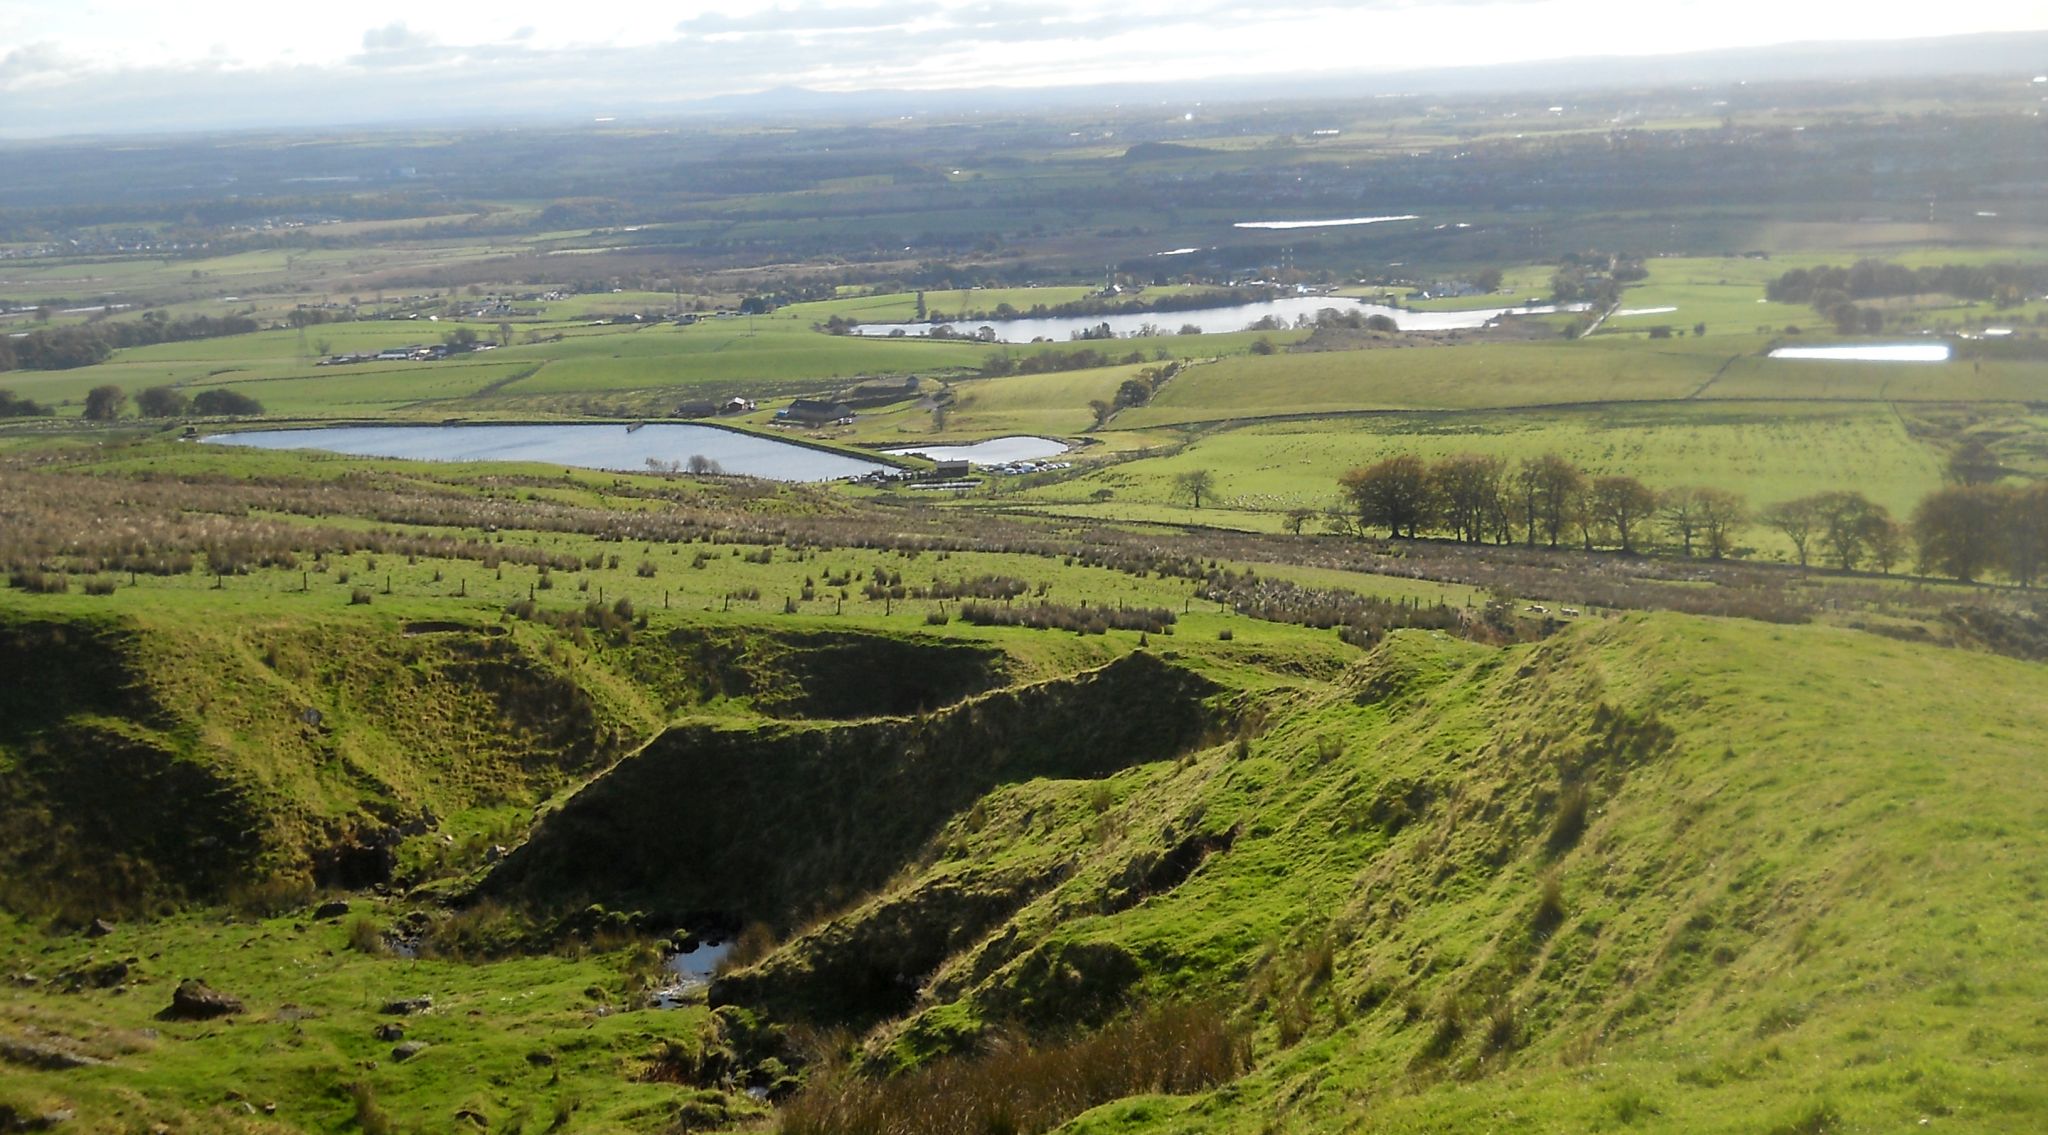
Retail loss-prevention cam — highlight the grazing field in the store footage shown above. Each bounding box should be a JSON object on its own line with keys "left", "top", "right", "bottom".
{"left": 1007, "top": 402, "right": 1949, "bottom": 526}
{"left": 1111, "top": 337, "right": 1740, "bottom": 427}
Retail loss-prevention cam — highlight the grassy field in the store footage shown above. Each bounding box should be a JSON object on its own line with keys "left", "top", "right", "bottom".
{"left": 0, "top": 906, "right": 728, "bottom": 1135}
{"left": 1110, "top": 337, "right": 1741, "bottom": 428}
{"left": 1003, "top": 401, "right": 1948, "bottom": 523}
{"left": 3, "top": 427, "right": 2045, "bottom": 1134}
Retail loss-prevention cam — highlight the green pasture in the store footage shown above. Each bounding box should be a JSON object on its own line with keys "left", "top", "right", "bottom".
{"left": 1113, "top": 337, "right": 1740, "bottom": 427}
{"left": 0, "top": 906, "right": 724, "bottom": 1135}
{"left": 1703, "top": 353, "right": 2048, "bottom": 402}
{"left": 1017, "top": 403, "right": 1945, "bottom": 521}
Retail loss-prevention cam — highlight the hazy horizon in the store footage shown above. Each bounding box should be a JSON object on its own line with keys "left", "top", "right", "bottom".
{"left": 5, "top": 1, "right": 2048, "bottom": 139}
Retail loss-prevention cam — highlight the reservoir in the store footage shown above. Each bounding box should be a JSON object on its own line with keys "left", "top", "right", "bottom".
{"left": 203, "top": 423, "right": 892, "bottom": 481}
{"left": 884, "top": 436, "right": 1071, "bottom": 465}
{"left": 851, "top": 296, "right": 1580, "bottom": 343}
{"left": 1767, "top": 343, "right": 1952, "bottom": 362}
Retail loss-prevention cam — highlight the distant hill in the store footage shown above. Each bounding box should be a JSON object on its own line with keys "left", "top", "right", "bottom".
{"left": 1121, "top": 141, "right": 1217, "bottom": 162}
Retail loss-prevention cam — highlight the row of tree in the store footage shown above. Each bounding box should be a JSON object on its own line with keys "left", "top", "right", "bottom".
{"left": 0, "top": 389, "right": 52, "bottom": 418}
{"left": 0, "top": 312, "right": 260, "bottom": 372}
{"left": 82, "top": 384, "right": 263, "bottom": 421}
{"left": 1332, "top": 451, "right": 2048, "bottom": 584}
{"left": 1338, "top": 454, "right": 1719, "bottom": 554}
{"left": 1766, "top": 260, "right": 2048, "bottom": 307}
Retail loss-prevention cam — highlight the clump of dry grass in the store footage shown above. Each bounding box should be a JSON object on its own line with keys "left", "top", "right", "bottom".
{"left": 779, "top": 1001, "right": 1246, "bottom": 1135}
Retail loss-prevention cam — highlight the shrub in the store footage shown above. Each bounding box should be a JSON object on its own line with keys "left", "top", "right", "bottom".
{"left": 345, "top": 914, "right": 386, "bottom": 955}
{"left": 1547, "top": 782, "right": 1590, "bottom": 853}
{"left": 1532, "top": 871, "right": 1567, "bottom": 937}
{"left": 959, "top": 600, "right": 1174, "bottom": 635}
{"left": 779, "top": 1001, "right": 1245, "bottom": 1135}
{"left": 350, "top": 1082, "right": 394, "bottom": 1135}
{"left": 349, "top": 587, "right": 373, "bottom": 605}
{"left": 9, "top": 570, "right": 68, "bottom": 593}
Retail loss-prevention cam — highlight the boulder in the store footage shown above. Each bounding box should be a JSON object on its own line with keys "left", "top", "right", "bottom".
{"left": 159, "top": 979, "right": 243, "bottom": 1021}
{"left": 391, "top": 1040, "right": 429, "bottom": 1062}
{"left": 379, "top": 996, "right": 432, "bottom": 1016}
{"left": 313, "top": 900, "right": 351, "bottom": 920}
{"left": 85, "top": 919, "right": 115, "bottom": 939}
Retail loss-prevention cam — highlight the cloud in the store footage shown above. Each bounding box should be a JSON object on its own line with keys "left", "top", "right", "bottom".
{"left": 0, "top": 41, "right": 89, "bottom": 92}
{"left": 361, "top": 21, "right": 436, "bottom": 53}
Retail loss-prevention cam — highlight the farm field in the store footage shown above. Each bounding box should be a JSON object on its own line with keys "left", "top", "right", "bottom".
{"left": 1007, "top": 402, "right": 1949, "bottom": 524}
{"left": 1110, "top": 336, "right": 1740, "bottom": 428}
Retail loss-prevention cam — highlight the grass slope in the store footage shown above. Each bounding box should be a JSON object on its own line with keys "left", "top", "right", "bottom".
{"left": 719, "top": 613, "right": 2048, "bottom": 1133}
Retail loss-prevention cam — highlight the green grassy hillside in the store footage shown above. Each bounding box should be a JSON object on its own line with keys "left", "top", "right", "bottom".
{"left": 686, "top": 613, "right": 2048, "bottom": 1133}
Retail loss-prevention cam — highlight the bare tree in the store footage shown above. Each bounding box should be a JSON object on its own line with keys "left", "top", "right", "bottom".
{"left": 1693, "top": 487, "right": 1749, "bottom": 560}
{"left": 1762, "top": 497, "right": 1826, "bottom": 568}
{"left": 1658, "top": 486, "right": 1705, "bottom": 555}
{"left": 1433, "top": 454, "right": 1509, "bottom": 545}
{"left": 1174, "top": 469, "right": 1217, "bottom": 509}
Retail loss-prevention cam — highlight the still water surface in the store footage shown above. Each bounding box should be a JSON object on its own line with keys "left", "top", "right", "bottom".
{"left": 205, "top": 423, "right": 891, "bottom": 480}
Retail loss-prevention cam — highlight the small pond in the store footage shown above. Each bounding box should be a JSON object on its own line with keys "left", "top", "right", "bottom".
{"left": 851, "top": 295, "right": 1581, "bottom": 343}
{"left": 884, "top": 436, "right": 1071, "bottom": 465}
{"left": 203, "top": 423, "right": 892, "bottom": 481}
{"left": 651, "top": 939, "right": 733, "bottom": 1009}
{"left": 1767, "top": 343, "right": 1952, "bottom": 363}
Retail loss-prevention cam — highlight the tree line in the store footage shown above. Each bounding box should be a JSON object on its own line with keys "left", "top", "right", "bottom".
{"left": 1334, "top": 451, "right": 2048, "bottom": 585}
{"left": 1766, "top": 260, "right": 2048, "bottom": 308}
{"left": 76, "top": 383, "right": 264, "bottom": 421}
{"left": 0, "top": 312, "right": 260, "bottom": 373}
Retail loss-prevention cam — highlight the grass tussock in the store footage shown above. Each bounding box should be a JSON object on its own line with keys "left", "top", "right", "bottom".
{"left": 778, "top": 1001, "right": 1246, "bottom": 1135}
{"left": 344, "top": 913, "right": 386, "bottom": 955}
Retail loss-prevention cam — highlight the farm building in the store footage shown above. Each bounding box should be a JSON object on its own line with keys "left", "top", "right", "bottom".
{"left": 776, "top": 398, "right": 853, "bottom": 426}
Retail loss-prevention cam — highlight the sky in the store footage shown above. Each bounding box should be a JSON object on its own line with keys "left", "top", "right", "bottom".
{"left": 4, "top": 0, "right": 2048, "bottom": 136}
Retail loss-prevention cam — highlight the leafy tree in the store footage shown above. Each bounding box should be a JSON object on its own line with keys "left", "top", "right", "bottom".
{"left": 1912, "top": 485, "right": 2004, "bottom": 581}
{"left": 1813, "top": 491, "right": 1893, "bottom": 572}
{"left": 1284, "top": 508, "right": 1317, "bottom": 536}
{"left": 2004, "top": 483, "right": 2048, "bottom": 587}
{"left": 1588, "top": 475, "right": 1657, "bottom": 553}
{"left": 1473, "top": 267, "right": 1504, "bottom": 292}
{"left": 136, "top": 385, "right": 189, "bottom": 418}
{"left": 1516, "top": 453, "right": 1584, "bottom": 549}
{"left": 0, "top": 389, "right": 51, "bottom": 417}
{"left": 191, "top": 388, "right": 264, "bottom": 416}
{"left": 83, "top": 384, "right": 127, "bottom": 421}
{"left": 1174, "top": 469, "right": 1217, "bottom": 509}
{"left": 1433, "top": 454, "right": 1509, "bottom": 544}
{"left": 1087, "top": 400, "right": 1114, "bottom": 429}
{"left": 1113, "top": 379, "right": 1151, "bottom": 409}
{"left": 1867, "top": 514, "right": 1909, "bottom": 576}
{"left": 1340, "top": 455, "right": 1435, "bottom": 539}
